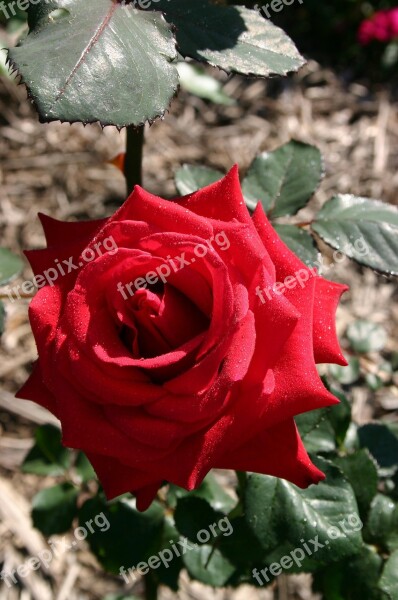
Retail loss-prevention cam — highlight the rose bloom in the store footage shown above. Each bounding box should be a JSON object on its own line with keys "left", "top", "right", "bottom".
{"left": 358, "top": 8, "right": 398, "bottom": 45}
{"left": 18, "top": 168, "right": 347, "bottom": 510}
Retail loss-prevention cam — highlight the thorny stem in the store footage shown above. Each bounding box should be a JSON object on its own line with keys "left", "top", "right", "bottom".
{"left": 124, "top": 124, "right": 144, "bottom": 195}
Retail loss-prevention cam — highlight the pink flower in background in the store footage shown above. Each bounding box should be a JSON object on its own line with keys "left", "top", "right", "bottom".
{"left": 358, "top": 8, "right": 398, "bottom": 45}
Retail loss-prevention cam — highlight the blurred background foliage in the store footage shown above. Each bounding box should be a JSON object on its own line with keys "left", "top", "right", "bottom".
{"left": 227, "top": 0, "right": 398, "bottom": 80}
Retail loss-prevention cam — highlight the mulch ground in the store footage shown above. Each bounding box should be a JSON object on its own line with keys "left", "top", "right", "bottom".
{"left": 0, "top": 59, "right": 397, "bottom": 600}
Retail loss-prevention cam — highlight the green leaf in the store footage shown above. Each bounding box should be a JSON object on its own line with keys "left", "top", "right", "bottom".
{"left": 217, "top": 516, "right": 264, "bottom": 568}
{"left": 193, "top": 473, "right": 236, "bottom": 513}
{"left": 32, "top": 482, "right": 79, "bottom": 536}
{"left": 241, "top": 141, "right": 323, "bottom": 216}
{"left": 183, "top": 544, "right": 235, "bottom": 587}
{"left": 326, "top": 386, "right": 352, "bottom": 447}
{"left": 314, "top": 545, "right": 384, "bottom": 600}
{"left": 174, "top": 497, "right": 223, "bottom": 544}
{"left": 0, "top": 248, "right": 24, "bottom": 285}
{"left": 295, "top": 408, "right": 336, "bottom": 454}
{"left": 312, "top": 195, "right": 398, "bottom": 276}
{"left": 312, "top": 564, "right": 345, "bottom": 600}
{"left": 334, "top": 450, "right": 378, "bottom": 519}
{"left": 74, "top": 452, "right": 96, "bottom": 483}
{"left": 346, "top": 320, "right": 388, "bottom": 354}
{"left": 9, "top": 0, "right": 178, "bottom": 127}
{"left": 358, "top": 424, "right": 398, "bottom": 477}
{"left": 329, "top": 356, "right": 360, "bottom": 385}
{"left": 175, "top": 164, "right": 224, "bottom": 196}
{"left": 364, "top": 494, "right": 398, "bottom": 552}
{"left": 344, "top": 423, "right": 361, "bottom": 453}
{"left": 167, "top": 473, "right": 235, "bottom": 514}
{"left": 155, "top": 516, "right": 183, "bottom": 591}
{"left": 244, "top": 457, "right": 363, "bottom": 571}
{"left": 344, "top": 545, "right": 384, "bottom": 600}
{"left": 22, "top": 424, "right": 72, "bottom": 476}
{"left": 78, "top": 495, "right": 164, "bottom": 574}
{"left": 379, "top": 550, "right": 398, "bottom": 600}
{"left": 273, "top": 224, "right": 320, "bottom": 267}
{"left": 176, "top": 62, "right": 235, "bottom": 105}
{"left": 158, "top": 2, "right": 305, "bottom": 77}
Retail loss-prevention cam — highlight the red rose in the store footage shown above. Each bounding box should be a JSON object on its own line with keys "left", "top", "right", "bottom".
{"left": 18, "top": 168, "right": 347, "bottom": 510}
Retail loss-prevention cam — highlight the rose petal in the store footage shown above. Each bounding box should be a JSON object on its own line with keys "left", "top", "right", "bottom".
{"left": 217, "top": 418, "right": 325, "bottom": 488}
{"left": 38, "top": 213, "right": 107, "bottom": 248}
{"left": 16, "top": 361, "right": 58, "bottom": 415}
{"left": 313, "top": 278, "right": 348, "bottom": 365}
{"left": 175, "top": 165, "right": 252, "bottom": 225}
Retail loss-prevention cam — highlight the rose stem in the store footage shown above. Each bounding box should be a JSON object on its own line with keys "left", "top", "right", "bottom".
{"left": 124, "top": 124, "right": 144, "bottom": 195}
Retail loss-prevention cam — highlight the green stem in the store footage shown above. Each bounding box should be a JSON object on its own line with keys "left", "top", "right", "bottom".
{"left": 144, "top": 572, "right": 158, "bottom": 600}
{"left": 124, "top": 124, "right": 144, "bottom": 195}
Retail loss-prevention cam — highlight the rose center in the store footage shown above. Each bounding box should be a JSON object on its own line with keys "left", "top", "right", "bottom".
{"left": 120, "top": 284, "right": 209, "bottom": 359}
